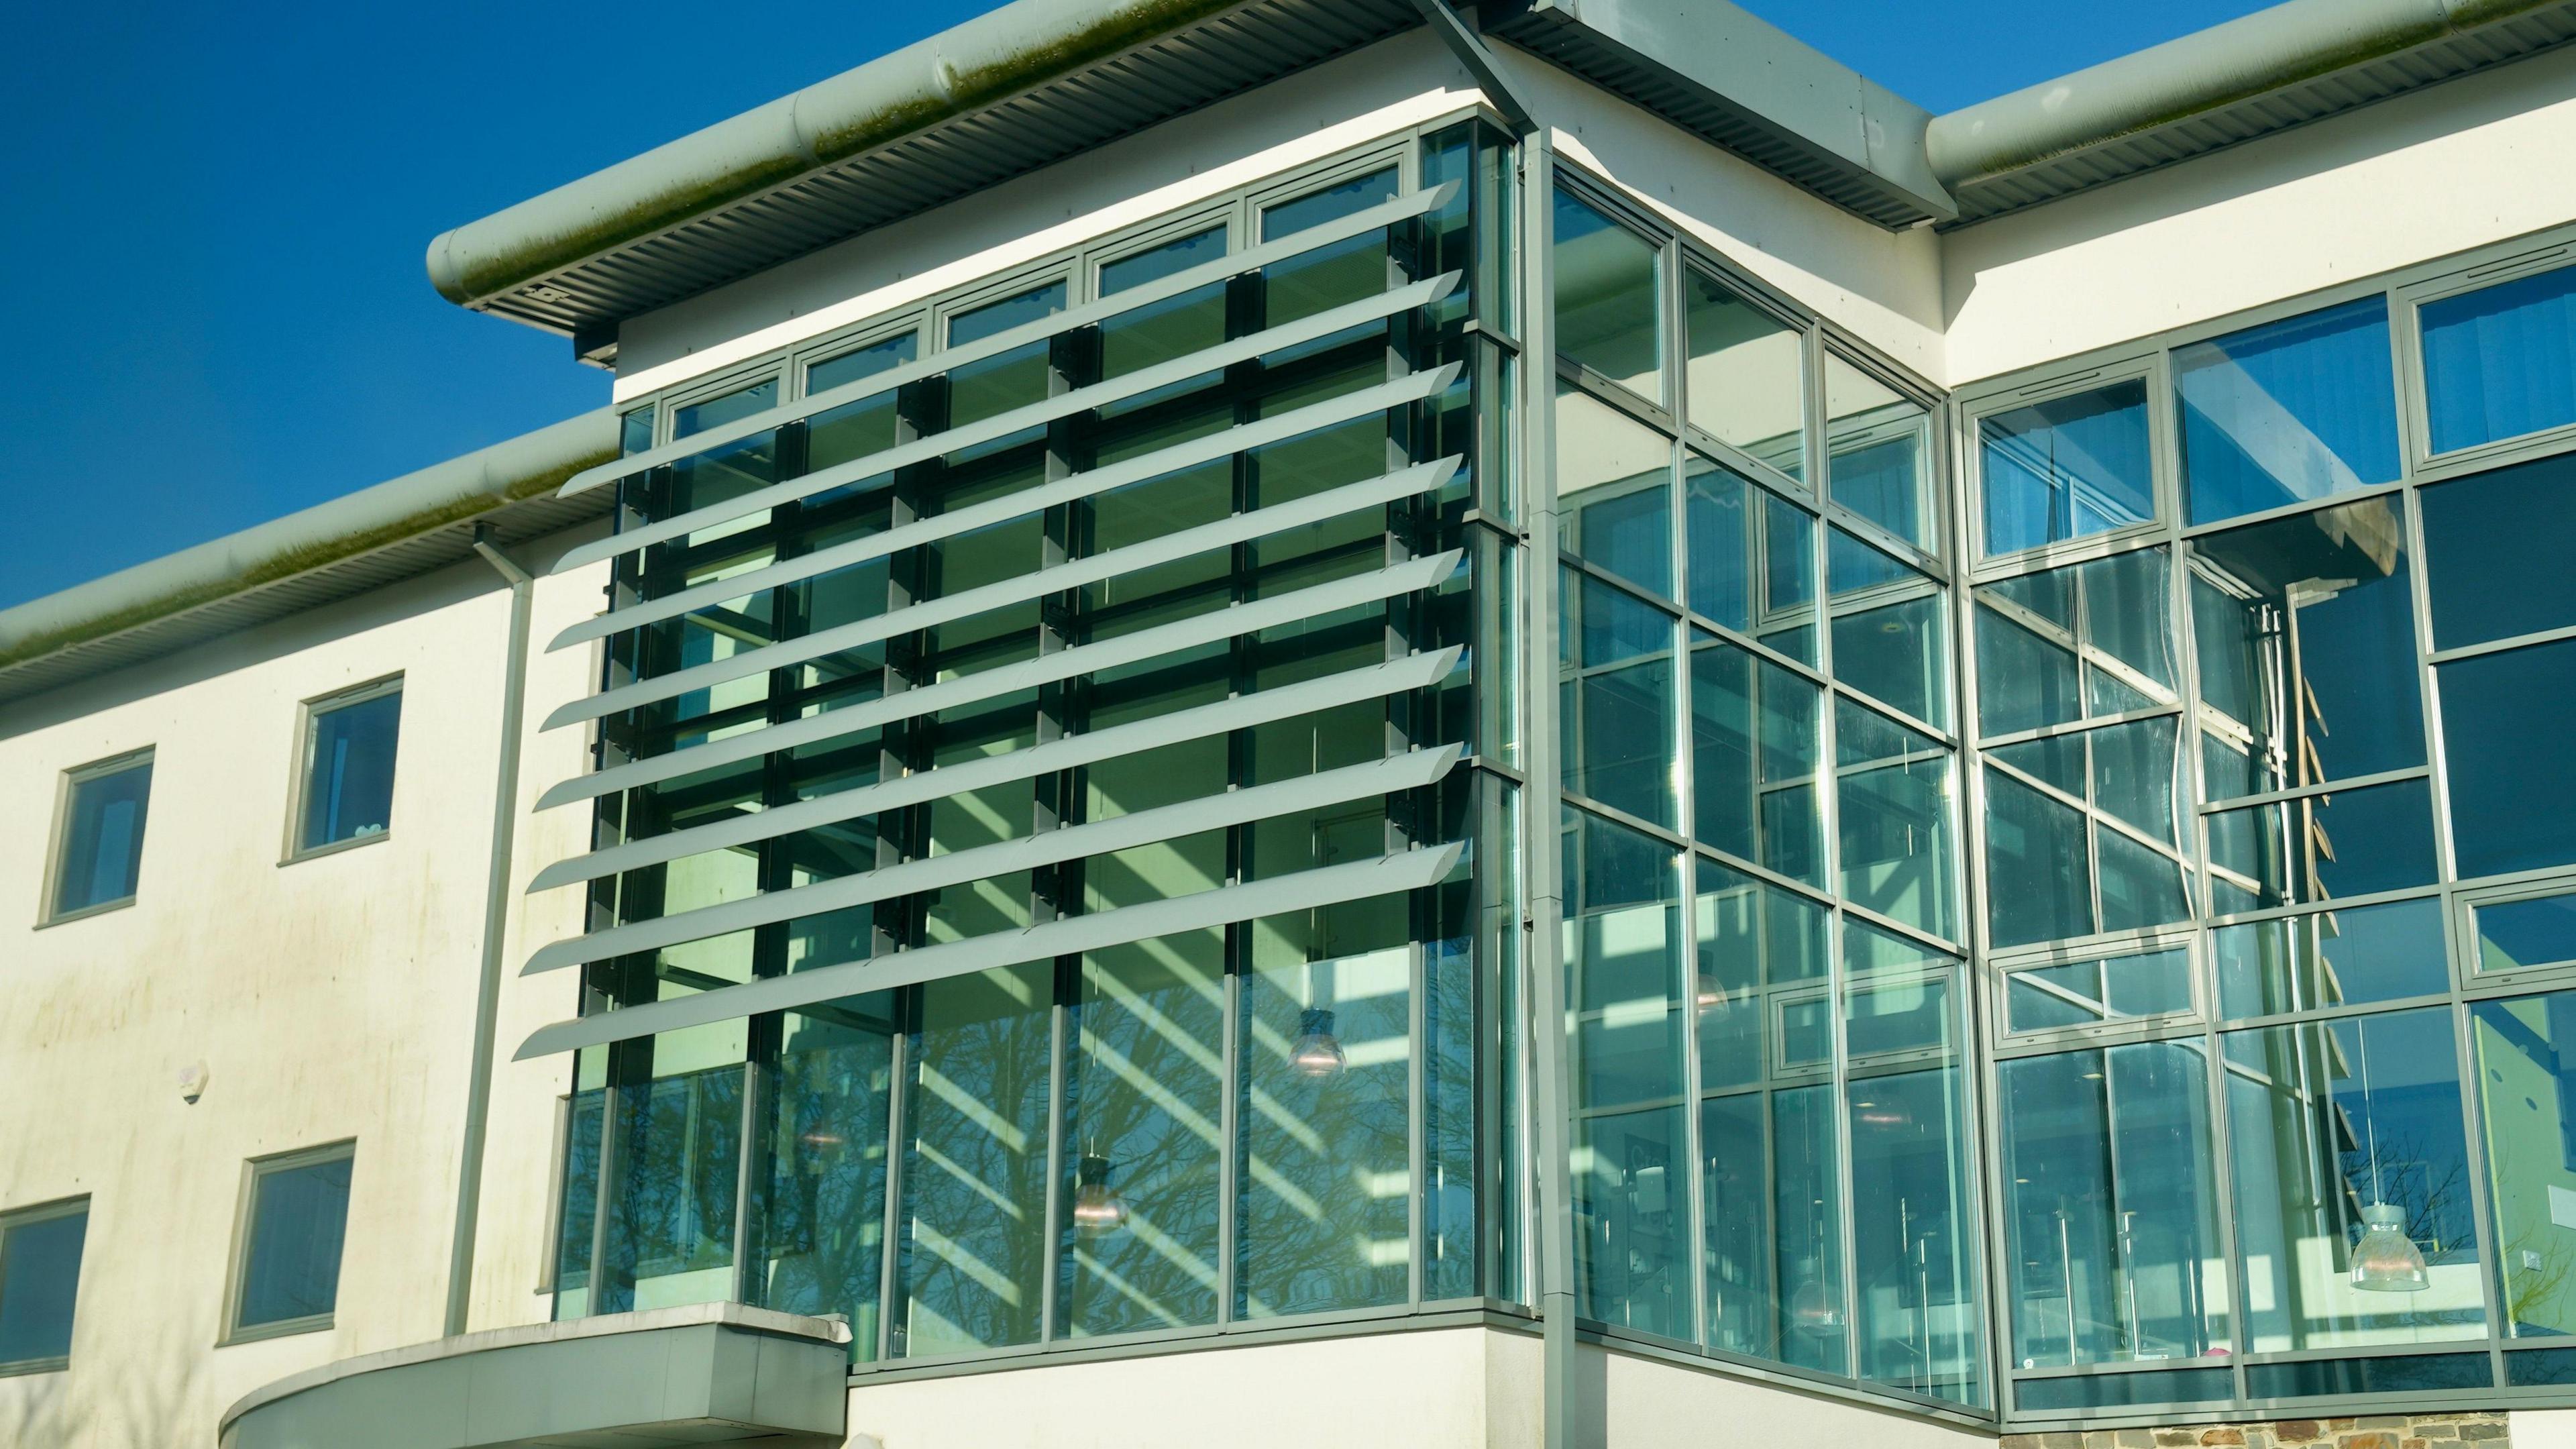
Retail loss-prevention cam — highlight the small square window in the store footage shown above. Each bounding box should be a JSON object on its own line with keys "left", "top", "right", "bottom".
{"left": 47, "top": 752, "right": 152, "bottom": 922}
{"left": 0, "top": 1199, "right": 88, "bottom": 1373}
{"left": 294, "top": 681, "right": 402, "bottom": 856}
{"left": 229, "top": 1144, "right": 354, "bottom": 1340}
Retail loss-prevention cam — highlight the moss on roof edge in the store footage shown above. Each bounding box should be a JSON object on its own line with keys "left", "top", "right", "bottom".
{"left": 0, "top": 445, "right": 616, "bottom": 674}
{"left": 443, "top": 0, "right": 1250, "bottom": 307}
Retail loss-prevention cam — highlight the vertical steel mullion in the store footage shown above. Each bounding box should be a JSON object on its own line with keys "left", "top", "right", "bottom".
{"left": 2449, "top": 994, "right": 2509, "bottom": 1389}
{"left": 876, "top": 1012, "right": 911, "bottom": 1363}
{"left": 1666, "top": 259, "right": 1711, "bottom": 1352}
{"left": 587, "top": 1065, "right": 625, "bottom": 1317}
{"left": 1410, "top": 935, "right": 1429, "bottom": 1308}
{"left": 731, "top": 1049, "right": 766, "bottom": 1306}
{"left": 1517, "top": 129, "right": 1580, "bottom": 1449}
{"left": 1039, "top": 967, "right": 1070, "bottom": 1344}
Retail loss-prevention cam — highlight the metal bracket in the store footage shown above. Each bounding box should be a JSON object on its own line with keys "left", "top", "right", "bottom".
{"left": 1409, "top": 0, "right": 1536, "bottom": 136}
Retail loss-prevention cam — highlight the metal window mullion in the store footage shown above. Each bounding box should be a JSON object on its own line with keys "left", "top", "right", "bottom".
{"left": 2449, "top": 993, "right": 2509, "bottom": 1389}
{"left": 1410, "top": 932, "right": 1429, "bottom": 1309}
{"left": 878, "top": 1005, "right": 911, "bottom": 1361}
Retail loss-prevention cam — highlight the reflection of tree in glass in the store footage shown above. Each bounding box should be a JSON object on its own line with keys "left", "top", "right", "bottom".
{"left": 898, "top": 963, "right": 1054, "bottom": 1356}
{"left": 757, "top": 1002, "right": 894, "bottom": 1358}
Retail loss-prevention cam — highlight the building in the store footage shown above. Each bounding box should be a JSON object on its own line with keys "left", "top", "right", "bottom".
{"left": 9, "top": 0, "right": 2576, "bottom": 1444}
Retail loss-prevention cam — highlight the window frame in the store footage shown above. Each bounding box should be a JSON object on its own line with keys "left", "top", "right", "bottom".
{"left": 2399, "top": 237, "right": 2576, "bottom": 476}
{"left": 220, "top": 1139, "right": 357, "bottom": 1346}
{"left": 0, "top": 1195, "right": 90, "bottom": 1377}
{"left": 38, "top": 746, "right": 155, "bottom": 927}
{"left": 282, "top": 673, "right": 405, "bottom": 865}
{"left": 1958, "top": 354, "right": 2170, "bottom": 578}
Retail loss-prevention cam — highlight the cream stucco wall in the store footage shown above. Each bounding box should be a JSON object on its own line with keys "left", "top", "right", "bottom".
{"left": 0, "top": 537, "right": 606, "bottom": 1448}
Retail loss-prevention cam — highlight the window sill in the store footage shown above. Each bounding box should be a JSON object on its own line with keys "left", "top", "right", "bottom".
{"left": 220, "top": 1313, "right": 334, "bottom": 1348}
{"left": 280, "top": 829, "right": 393, "bottom": 867}
{"left": 35, "top": 895, "right": 136, "bottom": 930}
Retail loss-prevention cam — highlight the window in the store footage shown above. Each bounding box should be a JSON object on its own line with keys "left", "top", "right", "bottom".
{"left": 2441, "top": 638, "right": 2576, "bottom": 879}
{"left": 292, "top": 678, "right": 401, "bottom": 857}
{"left": 1684, "top": 269, "right": 1804, "bottom": 482}
{"left": 1980, "top": 380, "right": 2153, "bottom": 557}
{"left": 2420, "top": 451, "right": 2576, "bottom": 650}
{"left": 228, "top": 1143, "right": 354, "bottom": 1340}
{"left": 2421, "top": 261, "right": 2576, "bottom": 455}
{"left": 1553, "top": 190, "right": 1662, "bottom": 402}
{"left": 0, "top": 1200, "right": 87, "bottom": 1373}
{"left": 46, "top": 751, "right": 152, "bottom": 922}
{"left": 2176, "top": 297, "right": 2400, "bottom": 525}
{"left": 1825, "top": 356, "right": 1935, "bottom": 553}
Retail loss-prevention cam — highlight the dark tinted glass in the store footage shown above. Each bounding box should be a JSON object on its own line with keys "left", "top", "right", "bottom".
{"left": 808, "top": 333, "right": 917, "bottom": 395}
{"left": 237, "top": 1155, "right": 354, "bottom": 1329}
{"left": 1101, "top": 226, "right": 1226, "bottom": 294}
{"left": 2443, "top": 638, "right": 2576, "bottom": 877}
{"left": 673, "top": 378, "right": 775, "bottom": 438}
{"left": 301, "top": 690, "right": 400, "bottom": 850}
{"left": 0, "top": 1209, "right": 87, "bottom": 1364}
{"left": 948, "top": 281, "right": 1067, "bottom": 347}
{"left": 1261, "top": 168, "right": 1398, "bottom": 241}
{"left": 54, "top": 761, "right": 151, "bottom": 916}
{"left": 2420, "top": 452, "right": 2576, "bottom": 649}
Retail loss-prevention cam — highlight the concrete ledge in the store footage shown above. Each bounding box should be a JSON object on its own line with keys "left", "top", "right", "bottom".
{"left": 217, "top": 1302, "right": 851, "bottom": 1449}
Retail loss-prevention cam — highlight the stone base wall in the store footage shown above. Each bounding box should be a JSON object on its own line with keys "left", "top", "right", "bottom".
{"left": 2004, "top": 1413, "right": 2512, "bottom": 1449}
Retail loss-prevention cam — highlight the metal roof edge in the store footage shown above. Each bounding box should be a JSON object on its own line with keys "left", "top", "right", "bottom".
{"left": 0, "top": 411, "right": 620, "bottom": 684}
{"left": 1926, "top": 0, "right": 2576, "bottom": 195}
{"left": 424, "top": 0, "right": 1256, "bottom": 317}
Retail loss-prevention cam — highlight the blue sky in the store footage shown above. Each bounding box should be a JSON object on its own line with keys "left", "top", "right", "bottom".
{"left": 0, "top": 0, "right": 2273, "bottom": 609}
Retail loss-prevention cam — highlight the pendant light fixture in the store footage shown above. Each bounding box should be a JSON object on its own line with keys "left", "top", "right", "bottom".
{"left": 1071, "top": 1151, "right": 1128, "bottom": 1238}
{"left": 1289, "top": 1006, "right": 1347, "bottom": 1079}
{"left": 2348, "top": 1025, "right": 2429, "bottom": 1293}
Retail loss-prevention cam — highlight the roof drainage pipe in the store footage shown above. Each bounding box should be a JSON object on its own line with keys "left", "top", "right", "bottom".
{"left": 1925, "top": 0, "right": 2576, "bottom": 189}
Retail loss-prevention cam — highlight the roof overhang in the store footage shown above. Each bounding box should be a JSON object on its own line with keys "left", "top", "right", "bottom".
{"left": 0, "top": 411, "right": 618, "bottom": 710}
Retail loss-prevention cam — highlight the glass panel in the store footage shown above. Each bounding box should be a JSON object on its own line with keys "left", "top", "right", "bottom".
{"left": 2245, "top": 1352, "right": 2490, "bottom": 1397}
{"left": 0, "top": 1210, "right": 86, "bottom": 1364}
{"left": 2477, "top": 891, "right": 2576, "bottom": 973}
{"left": 1101, "top": 225, "right": 1226, "bottom": 294}
{"left": 2442, "top": 638, "right": 2576, "bottom": 879}
{"left": 2205, "top": 780, "right": 2439, "bottom": 914}
{"left": 1684, "top": 270, "right": 1803, "bottom": 482}
{"left": 2225, "top": 1008, "right": 2485, "bottom": 1352}
{"left": 301, "top": 689, "right": 400, "bottom": 850}
{"left": 1554, "top": 191, "right": 1662, "bottom": 401}
{"left": 2000, "top": 1042, "right": 2229, "bottom": 1369}
{"left": 621, "top": 409, "right": 653, "bottom": 455}
{"left": 808, "top": 333, "right": 917, "bottom": 395}
{"left": 674, "top": 378, "right": 776, "bottom": 439}
{"left": 1981, "top": 380, "right": 2154, "bottom": 557}
{"left": 753, "top": 996, "right": 896, "bottom": 1360}
{"left": 2213, "top": 898, "right": 2448, "bottom": 1019}
{"left": 2422, "top": 262, "right": 2576, "bottom": 454}
{"left": 2014, "top": 1366, "right": 2234, "bottom": 1411}
{"left": 1828, "top": 529, "right": 1949, "bottom": 731}
{"left": 2177, "top": 297, "right": 2401, "bottom": 525}
{"left": 596, "top": 1025, "right": 745, "bottom": 1316}
{"left": 1684, "top": 455, "right": 1817, "bottom": 663}
{"left": 1557, "top": 382, "right": 1674, "bottom": 598}
{"left": 2469, "top": 989, "right": 2576, "bottom": 1338}
{"left": 2422, "top": 453, "right": 2576, "bottom": 650}
{"left": 1261, "top": 168, "right": 1399, "bottom": 240}
{"left": 2192, "top": 496, "right": 2424, "bottom": 795}
{"left": 1974, "top": 547, "right": 2176, "bottom": 742}
{"left": 52, "top": 760, "right": 150, "bottom": 916}
{"left": 948, "top": 280, "right": 1067, "bottom": 347}
{"left": 896, "top": 963, "right": 1053, "bottom": 1356}
{"left": 1565, "top": 808, "right": 1688, "bottom": 1338}
{"left": 2004, "top": 949, "right": 2194, "bottom": 1033}
{"left": 1236, "top": 900, "right": 1414, "bottom": 1317}
{"left": 1059, "top": 933, "right": 1226, "bottom": 1337}
{"left": 237, "top": 1155, "right": 354, "bottom": 1329}
{"left": 1984, "top": 770, "right": 2092, "bottom": 949}
{"left": 1690, "top": 630, "right": 1825, "bottom": 883}
{"left": 1826, "top": 356, "right": 1935, "bottom": 552}
{"left": 1694, "top": 859, "right": 1842, "bottom": 1371}
{"left": 1836, "top": 700, "right": 1958, "bottom": 943}
{"left": 1560, "top": 568, "right": 1678, "bottom": 829}
{"left": 1845, "top": 925, "right": 1981, "bottom": 1404}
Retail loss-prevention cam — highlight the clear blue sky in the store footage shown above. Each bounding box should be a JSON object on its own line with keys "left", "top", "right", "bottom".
{"left": 0, "top": 0, "right": 2274, "bottom": 610}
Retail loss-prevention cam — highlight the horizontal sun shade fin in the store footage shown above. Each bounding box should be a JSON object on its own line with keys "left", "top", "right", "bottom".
{"left": 533, "top": 548, "right": 1462, "bottom": 811}
{"left": 527, "top": 646, "right": 1462, "bottom": 892}
{"left": 551, "top": 270, "right": 1459, "bottom": 574}
{"left": 521, "top": 745, "right": 1462, "bottom": 975}
{"left": 547, "top": 364, "right": 1462, "bottom": 652}
{"left": 559, "top": 180, "right": 1457, "bottom": 498}
{"left": 512, "top": 843, "right": 1463, "bottom": 1061}
{"left": 543, "top": 455, "right": 1457, "bottom": 730}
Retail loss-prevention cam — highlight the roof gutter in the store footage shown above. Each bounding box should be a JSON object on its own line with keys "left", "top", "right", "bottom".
{"left": 0, "top": 410, "right": 618, "bottom": 675}
{"left": 1926, "top": 0, "right": 2574, "bottom": 190}
{"left": 425, "top": 0, "right": 1254, "bottom": 314}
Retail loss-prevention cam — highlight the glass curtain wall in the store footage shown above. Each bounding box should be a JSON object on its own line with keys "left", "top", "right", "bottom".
{"left": 1550, "top": 174, "right": 1984, "bottom": 1409}
{"left": 1973, "top": 251, "right": 2576, "bottom": 1418}
{"left": 547, "top": 123, "right": 1525, "bottom": 1363}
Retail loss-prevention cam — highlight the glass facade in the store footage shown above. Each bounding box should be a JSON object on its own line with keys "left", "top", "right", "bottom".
{"left": 542, "top": 125, "right": 1521, "bottom": 1364}
{"left": 523, "top": 127, "right": 2576, "bottom": 1428}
